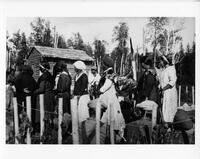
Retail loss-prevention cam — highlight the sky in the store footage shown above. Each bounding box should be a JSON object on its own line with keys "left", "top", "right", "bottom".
{"left": 7, "top": 17, "right": 195, "bottom": 53}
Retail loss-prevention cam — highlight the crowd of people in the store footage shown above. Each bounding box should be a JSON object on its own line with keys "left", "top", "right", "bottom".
{"left": 6, "top": 53, "right": 179, "bottom": 144}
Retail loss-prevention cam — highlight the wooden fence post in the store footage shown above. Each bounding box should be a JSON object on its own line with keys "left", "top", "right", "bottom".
{"left": 152, "top": 103, "right": 158, "bottom": 130}
{"left": 96, "top": 100, "right": 101, "bottom": 144}
{"left": 58, "top": 98, "right": 63, "bottom": 144}
{"left": 39, "top": 94, "right": 44, "bottom": 144}
{"left": 71, "top": 96, "right": 79, "bottom": 144}
{"left": 110, "top": 104, "right": 114, "bottom": 144}
{"left": 186, "top": 85, "right": 188, "bottom": 101}
{"left": 192, "top": 86, "right": 195, "bottom": 105}
{"left": 26, "top": 96, "right": 31, "bottom": 144}
{"left": 13, "top": 97, "right": 19, "bottom": 144}
{"left": 178, "top": 85, "right": 181, "bottom": 107}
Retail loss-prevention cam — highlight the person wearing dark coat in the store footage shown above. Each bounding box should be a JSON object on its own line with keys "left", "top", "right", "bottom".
{"left": 14, "top": 65, "right": 37, "bottom": 114}
{"left": 136, "top": 59, "right": 160, "bottom": 105}
{"left": 34, "top": 61, "right": 55, "bottom": 114}
{"left": 73, "top": 73, "right": 88, "bottom": 96}
{"left": 54, "top": 60, "right": 71, "bottom": 114}
{"left": 73, "top": 61, "right": 90, "bottom": 123}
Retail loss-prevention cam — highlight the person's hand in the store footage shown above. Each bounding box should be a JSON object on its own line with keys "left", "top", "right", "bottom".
{"left": 12, "top": 86, "right": 16, "bottom": 92}
{"left": 24, "top": 88, "right": 31, "bottom": 93}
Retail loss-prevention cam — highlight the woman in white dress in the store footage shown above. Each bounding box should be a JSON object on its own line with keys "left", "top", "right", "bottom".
{"left": 160, "top": 55, "right": 178, "bottom": 123}
{"left": 99, "top": 67, "right": 125, "bottom": 137}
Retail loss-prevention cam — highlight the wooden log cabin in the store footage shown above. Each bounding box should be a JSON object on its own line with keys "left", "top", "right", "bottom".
{"left": 27, "top": 46, "right": 94, "bottom": 81}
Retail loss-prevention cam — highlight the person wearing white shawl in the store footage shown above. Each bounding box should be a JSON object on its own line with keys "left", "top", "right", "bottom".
{"left": 99, "top": 67, "right": 125, "bottom": 140}
{"left": 73, "top": 61, "right": 90, "bottom": 123}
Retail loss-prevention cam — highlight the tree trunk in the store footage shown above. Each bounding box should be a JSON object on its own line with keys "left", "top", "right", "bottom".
{"left": 120, "top": 53, "right": 124, "bottom": 76}
{"left": 166, "top": 31, "right": 170, "bottom": 55}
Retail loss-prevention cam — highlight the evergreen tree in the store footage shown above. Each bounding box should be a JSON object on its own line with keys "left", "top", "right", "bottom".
{"left": 30, "top": 17, "right": 53, "bottom": 47}
{"left": 43, "top": 21, "right": 53, "bottom": 47}
{"left": 186, "top": 43, "right": 191, "bottom": 54}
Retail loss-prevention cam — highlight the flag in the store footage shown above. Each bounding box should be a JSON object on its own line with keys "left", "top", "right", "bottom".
{"left": 130, "top": 38, "right": 137, "bottom": 81}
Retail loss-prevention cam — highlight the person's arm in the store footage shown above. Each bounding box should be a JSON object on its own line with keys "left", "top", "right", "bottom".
{"left": 57, "top": 74, "right": 65, "bottom": 93}
{"left": 33, "top": 81, "right": 46, "bottom": 94}
{"left": 78, "top": 74, "right": 88, "bottom": 96}
{"left": 28, "top": 78, "right": 37, "bottom": 92}
{"left": 100, "top": 78, "right": 112, "bottom": 93}
{"left": 163, "top": 67, "right": 177, "bottom": 92}
{"left": 162, "top": 84, "right": 172, "bottom": 92}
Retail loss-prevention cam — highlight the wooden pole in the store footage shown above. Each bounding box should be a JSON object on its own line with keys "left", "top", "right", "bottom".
{"left": 22, "top": 101, "right": 25, "bottom": 112}
{"left": 13, "top": 97, "right": 19, "bottom": 144}
{"left": 186, "top": 85, "right": 188, "bottom": 102}
{"left": 96, "top": 100, "right": 101, "bottom": 144}
{"left": 178, "top": 85, "right": 181, "bottom": 107}
{"left": 26, "top": 96, "right": 31, "bottom": 144}
{"left": 132, "top": 60, "right": 137, "bottom": 81}
{"left": 58, "top": 98, "right": 63, "bottom": 144}
{"left": 110, "top": 104, "right": 114, "bottom": 144}
{"left": 71, "top": 96, "right": 79, "bottom": 144}
{"left": 152, "top": 103, "right": 158, "bottom": 130}
{"left": 39, "top": 94, "right": 44, "bottom": 144}
{"left": 192, "top": 86, "right": 195, "bottom": 105}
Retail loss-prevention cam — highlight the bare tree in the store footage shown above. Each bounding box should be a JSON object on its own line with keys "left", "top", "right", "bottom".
{"left": 112, "top": 22, "right": 129, "bottom": 75}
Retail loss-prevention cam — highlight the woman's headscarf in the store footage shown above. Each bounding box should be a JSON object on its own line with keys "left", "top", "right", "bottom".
{"left": 73, "top": 61, "right": 86, "bottom": 70}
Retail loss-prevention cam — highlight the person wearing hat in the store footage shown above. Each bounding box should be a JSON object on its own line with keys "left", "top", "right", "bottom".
{"left": 159, "top": 54, "right": 178, "bottom": 123}
{"left": 73, "top": 61, "right": 90, "bottom": 123}
{"left": 88, "top": 66, "right": 101, "bottom": 99}
{"left": 97, "top": 56, "right": 125, "bottom": 140}
{"left": 88, "top": 66, "right": 101, "bottom": 86}
{"left": 136, "top": 58, "right": 160, "bottom": 105}
{"left": 33, "top": 60, "right": 55, "bottom": 122}
{"left": 54, "top": 60, "right": 72, "bottom": 114}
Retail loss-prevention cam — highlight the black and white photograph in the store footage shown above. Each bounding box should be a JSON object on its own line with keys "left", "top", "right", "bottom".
{"left": 1, "top": 1, "right": 200, "bottom": 159}
{"left": 5, "top": 17, "right": 195, "bottom": 144}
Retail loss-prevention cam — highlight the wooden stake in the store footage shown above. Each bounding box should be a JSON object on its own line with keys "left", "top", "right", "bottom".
{"left": 192, "top": 86, "right": 195, "bottom": 105}
{"left": 132, "top": 61, "right": 137, "bottom": 81}
{"left": 39, "top": 94, "right": 44, "bottom": 144}
{"left": 58, "top": 98, "right": 63, "bottom": 144}
{"left": 110, "top": 104, "right": 114, "bottom": 144}
{"left": 13, "top": 97, "right": 19, "bottom": 144}
{"left": 178, "top": 85, "right": 181, "bottom": 107}
{"left": 152, "top": 103, "right": 158, "bottom": 130}
{"left": 96, "top": 100, "right": 101, "bottom": 144}
{"left": 186, "top": 85, "right": 188, "bottom": 101}
{"left": 22, "top": 101, "right": 25, "bottom": 112}
{"left": 71, "top": 96, "right": 79, "bottom": 144}
{"left": 26, "top": 96, "right": 31, "bottom": 144}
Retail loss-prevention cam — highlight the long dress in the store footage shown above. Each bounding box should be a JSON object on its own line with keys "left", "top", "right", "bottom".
{"left": 99, "top": 76, "right": 125, "bottom": 133}
{"left": 160, "top": 65, "right": 178, "bottom": 122}
{"left": 74, "top": 72, "right": 90, "bottom": 123}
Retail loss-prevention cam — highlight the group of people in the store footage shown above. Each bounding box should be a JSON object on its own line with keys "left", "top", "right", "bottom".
{"left": 136, "top": 54, "right": 178, "bottom": 124}
{"left": 6, "top": 52, "right": 179, "bottom": 143}
{"left": 6, "top": 56, "right": 127, "bottom": 143}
